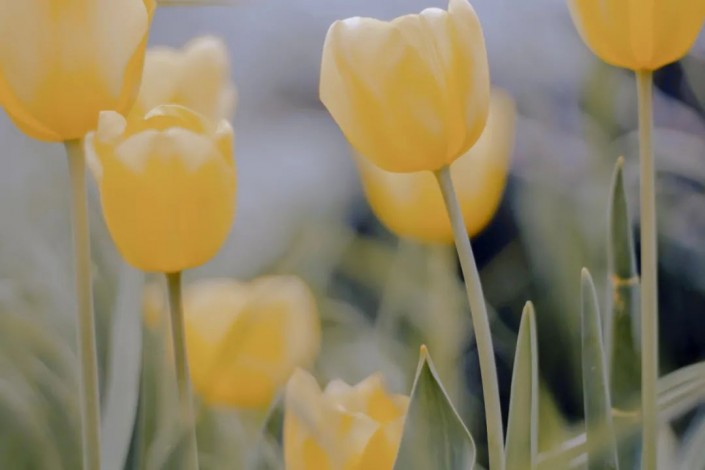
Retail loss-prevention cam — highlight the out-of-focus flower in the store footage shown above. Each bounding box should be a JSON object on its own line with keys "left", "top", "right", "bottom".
{"left": 90, "top": 104, "right": 236, "bottom": 273}
{"left": 568, "top": 0, "right": 705, "bottom": 71}
{"left": 0, "top": 0, "right": 156, "bottom": 142}
{"left": 320, "top": 0, "right": 490, "bottom": 173}
{"left": 183, "top": 276, "right": 320, "bottom": 409}
{"left": 284, "top": 369, "right": 408, "bottom": 470}
{"left": 135, "top": 36, "right": 237, "bottom": 122}
{"left": 358, "top": 88, "right": 515, "bottom": 244}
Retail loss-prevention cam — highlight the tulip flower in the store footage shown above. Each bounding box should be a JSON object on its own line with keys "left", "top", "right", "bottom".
{"left": 178, "top": 276, "right": 321, "bottom": 409}
{"left": 90, "top": 104, "right": 236, "bottom": 273}
{"left": 320, "top": 0, "right": 490, "bottom": 173}
{"left": 358, "top": 89, "right": 515, "bottom": 244}
{"left": 568, "top": 0, "right": 705, "bottom": 71}
{"left": 0, "top": 0, "right": 156, "bottom": 142}
{"left": 135, "top": 36, "right": 237, "bottom": 121}
{"left": 284, "top": 369, "right": 409, "bottom": 470}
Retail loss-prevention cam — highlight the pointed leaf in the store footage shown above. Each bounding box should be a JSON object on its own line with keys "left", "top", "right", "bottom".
{"left": 394, "top": 346, "right": 476, "bottom": 470}
{"left": 506, "top": 302, "right": 539, "bottom": 470}
{"left": 581, "top": 269, "right": 619, "bottom": 470}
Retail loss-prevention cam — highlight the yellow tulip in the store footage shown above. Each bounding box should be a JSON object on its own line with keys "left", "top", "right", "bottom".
{"left": 358, "top": 88, "right": 515, "bottom": 244}
{"left": 320, "top": 0, "right": 490, "bottom": 173}
{"left": 135, "top": 36, "right": 237, "bottom": 121}
{"left": 0, "top": 0, "right": 156, "bottom": 142}
{"left": 568, "top": 0, "right": 705, "bottom": 71}
{"left": 284, "top": 369, "right": 409, "bottom": 470}
{"left": 183, "top": 276, "right": 320, "bottom": 409}
{"left": 90, "top": 104, "right": 236, "bottom": 273}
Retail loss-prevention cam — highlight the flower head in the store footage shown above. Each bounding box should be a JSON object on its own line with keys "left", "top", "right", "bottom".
{"left": 320, "top": 0, "right": 490, "bottom": 173}
{"left": 0, "top": 0, "right": 156, "bottom": 141}
{"left": 568, "top": 0, "right": 705, "bottom": 70}
{"left": 90, "top": 104, "right": 236, "bottom": 273}
{"left": 183, "top": 276, "right": 320, "bottom": 409}
{"left": 358, "top": 88, "right": 515, "bottom": 243}
{"left": 284, "top": 369, "right": 409, "bottom": 470}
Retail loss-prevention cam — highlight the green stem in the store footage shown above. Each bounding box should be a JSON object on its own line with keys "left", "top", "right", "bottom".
{"left": 65, "top": 140, "right": 101, "bottom": 470}
{"left": 636, "top": 70, "right": 658, "bottom": 470}
{"left": 435, "top": 166, "right": 505, "bottom": 470}
{"left": 165, "top": 272, "right": 199, "bottom": 469}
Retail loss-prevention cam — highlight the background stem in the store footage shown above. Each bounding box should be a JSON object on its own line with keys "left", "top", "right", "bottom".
{"left": 165, "top": 272, "right": 200, "bottom": 470}
{"left": 65, "top": 140, "right": 101, "bottom": 470}
{"left": 636, "top": 70, "right": 658, "bottom": 470}
{"left": 435, "top": 166, "right": 505, "bottom": 470}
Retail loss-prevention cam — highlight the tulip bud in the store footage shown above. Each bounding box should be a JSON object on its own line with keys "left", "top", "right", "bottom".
{"left": 183, "top": 276, "right": 320, "bottom": 409}
{"left": 136, "top": 36, "right": 237, "bottom": 122}
{"left": 320, "top": 0, "right": 490, "bottom": 173}
{"left": 358, "top": 89, "right": 515, "bottom": 244}
{"left": 568, "top": 0, "right": 705, "bottom": 71}
{"left": 284, "top": 369, "right": 408, "bottom": 470}
{"left": 0, "top": 0, "right": 156, "bottom": 141}
{"left": 90, "top": 104, "right": 236, "bottom": 273}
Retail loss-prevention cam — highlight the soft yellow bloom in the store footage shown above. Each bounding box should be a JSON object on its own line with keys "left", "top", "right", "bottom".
{"left": 90, "top": 104, "right": 236, "bottom": 273}
{"left": 135, "top": 36, "right": 237, "bottom": 121}
{"left": 183, "top": 276, "right": 320, "bottom": 409}
{"left": 568, "top": 0, "right": 705, "bottom": 71}
{"left": 0, "top": 0, "right": 156, "bottom": 142}
{"left": 358, "top": 88, "right": 515, "bottom": 244}
{"left": 320, "top": 0, "right": 490, "bottom": 173}
{"left": 284, "top": 369, "right": 409, "bottom": 470}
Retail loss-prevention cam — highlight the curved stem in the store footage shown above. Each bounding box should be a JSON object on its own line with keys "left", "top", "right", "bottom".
{"left": 435, "top": 166, "right": 505, "bottom": 470}
{"left": 636, "top": 70, "right": 658, "bottom": 470}
{"left": 65, "top": 140, "right": 101, "bottom": 470}
{"left": 165, "top": 272, "right": 199, "bottom": 469}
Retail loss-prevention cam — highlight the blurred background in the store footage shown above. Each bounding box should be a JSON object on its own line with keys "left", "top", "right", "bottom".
{"left": 3, "top": 0, "right": 705, "bottom": 468}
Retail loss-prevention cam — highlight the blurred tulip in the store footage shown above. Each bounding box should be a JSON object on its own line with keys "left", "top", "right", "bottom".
{"left": 320, "top": 0, "right": 490, "bottom": 173}
{"left": 90, "top": 104, "right": 236, "bottom": 273}
{"left": 183, "top": 276, "right": 320, "bottom": 409}
{"left": 358, "top": 88, "right": 515, "bottom": 244}
{"left": 568, "top": 0, "right": 705, "bottom": 71}
{"left": 0, "top": 0, "right": 156, "bottom": 142}
{"left": 284, "top": 369, "right": 408, "bottom": 470}
{"left": 135, "top": 36, "right": 237, "bottom": 122}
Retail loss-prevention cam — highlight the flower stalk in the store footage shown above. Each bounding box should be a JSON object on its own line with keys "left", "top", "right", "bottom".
{"left": 434, "top": 165, "right": 505, "bottom": 470}
{"left": 166, "top": 271, "right": 200, "bottom": 470}
{"left": 636, "top": 70, "right": 658, "bottom": 470}
{"left": 65, "top": 140, "right": 101, "bottom": 470}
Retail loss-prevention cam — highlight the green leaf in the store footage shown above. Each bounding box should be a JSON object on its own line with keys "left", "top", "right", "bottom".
{"left": 506, "top": 302, "right": 539, "bottom": 470}
{"left": 581, "top": 269, "right": 619, "bottom": 470}
{"left": 394, "top": 346, "right": 476, "bottom": 470}
{"left": 101, "top": 266, "right": 144, "bottom": 470}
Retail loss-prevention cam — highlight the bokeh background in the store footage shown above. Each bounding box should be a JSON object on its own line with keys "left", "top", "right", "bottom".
{"left": 3, "top": 0, "right": 705, "bottom": 468}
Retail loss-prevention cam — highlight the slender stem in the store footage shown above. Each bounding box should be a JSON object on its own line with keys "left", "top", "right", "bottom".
{"left": 435, "top": 166, "right": 505, "bottom": 470}
{"left": 65, "top": 140, "right": 101, "bottom": 470}
{"left": 636, "top": 70, "right": 658, "bottom": 470}
{"left": 165, "top": 272, "right": 199, "bottom": 469}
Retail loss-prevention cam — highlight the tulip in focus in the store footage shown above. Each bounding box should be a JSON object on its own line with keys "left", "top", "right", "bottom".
{"left": 320, "top": 0, "right": 490, "bottom": 173}
{"left": 135, "top": 36, "right": 237, "bottom": 121}
{"left": 183, "top": 276, "right": 320, "bottom": 409}
{"left": 358, "top": 89, "right": 515, "bottom": 244}
{"left": 0, "top": 0, "right": 156, "bottom": 141}
{"left": 568, "top": 0, "right": 705, "bottom": 71}
{"left": 90, "top": 104, "right": 236, "bottom": 273}
{"left": 284, "top": 369, "right": 409, "bottom": 470}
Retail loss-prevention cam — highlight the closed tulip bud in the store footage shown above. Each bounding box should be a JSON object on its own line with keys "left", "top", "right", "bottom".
{"left": 569, "top": 0, "right": 705, "bottom": 71}
{"left": 135, "top": 36, "right": 237, "bottom": 122}
{"left": 183, "top": 276, "right": 320, "bottom": 409}
{"left": 284, "top": 369, "right": 409, "bottom": 470}
{"left": 358, "top": 89, "right": 515, "bottom": 244}
{"left": 320, "top": 0, "right": 490, "bottom": 173}
{"left": 0, "top": 1, "right": 156, "bottom": 142}
{"left": 90, "top": 104, "right": 236, "bottom": 273}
